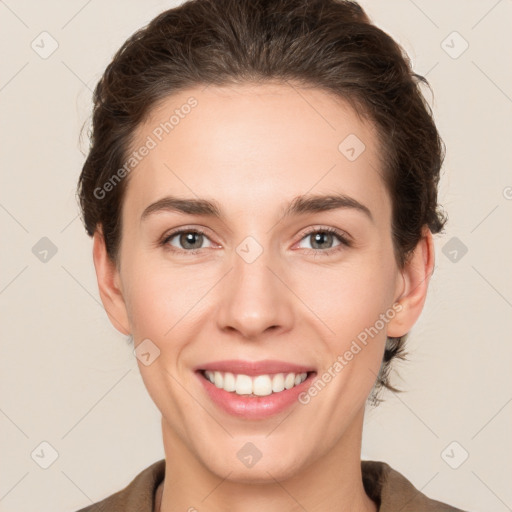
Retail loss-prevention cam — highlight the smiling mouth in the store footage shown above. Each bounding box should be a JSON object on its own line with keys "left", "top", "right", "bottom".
{"left": 199, "top": 370, "right": 315, "bottom": 397}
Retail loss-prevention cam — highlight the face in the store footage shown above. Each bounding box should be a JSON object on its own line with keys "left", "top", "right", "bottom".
{"left": 95, "top": 82, "right": 429, "bottom": 483}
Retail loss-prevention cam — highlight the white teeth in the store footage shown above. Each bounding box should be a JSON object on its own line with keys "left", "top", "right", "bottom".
{"left": 214, "top": 371, "right": 223, "bottom": 388}
{"left": 253, "top": 375, "right": 273, "bottom": 396}
{"left": 284, "top": 373, "right": 296, "bottom": 390}
{"left": 235, "top": 374, "right": 253, "bottom": 395}
{"left": 223, "top": 372, "right": 236, "bottom": 392}
{"left": 203, "top": 370, "right": 308, "bottom": 396}
{"left": 271, "top": 373, "right": 285, "bottom": 393}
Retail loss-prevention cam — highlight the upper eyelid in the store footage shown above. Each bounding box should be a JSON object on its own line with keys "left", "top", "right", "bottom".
{"left": 300, "top": 225, "right": 350, "bottom": 240}
{"left": 161, "top": 227, "right": 211, "bottom": 246}
{"left": 297, "top": 227, "right": 352, "bottom": 249}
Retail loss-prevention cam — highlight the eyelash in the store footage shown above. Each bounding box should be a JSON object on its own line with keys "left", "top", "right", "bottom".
{"left": 297, "top": 226, "right": 352, "bottom": 257}
{"left": 160, "top": 226, "right": 352, "bottom": 257}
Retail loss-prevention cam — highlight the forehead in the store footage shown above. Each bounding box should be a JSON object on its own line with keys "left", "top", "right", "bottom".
{"left": 124, "top": 82, "right": 390, "bottom": 225}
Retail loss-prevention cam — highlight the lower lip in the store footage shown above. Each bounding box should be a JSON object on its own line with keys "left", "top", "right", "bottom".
{"left": 196, "top": 371, "right": 315, "bottom": 420}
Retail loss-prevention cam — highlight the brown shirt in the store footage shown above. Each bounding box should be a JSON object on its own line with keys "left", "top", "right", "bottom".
{"left": 75, "top": 458, "right": 467, "bottom": 511}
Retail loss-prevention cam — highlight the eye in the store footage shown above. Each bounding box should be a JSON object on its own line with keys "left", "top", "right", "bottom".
{"left": 160, "top": 226, "right": 352, "bottom": 256}
{"left": 161, "top": 228, "right": 214, "bottom": 254}
{"left": 296, "top": 227, "right": 352, "bottom": 256}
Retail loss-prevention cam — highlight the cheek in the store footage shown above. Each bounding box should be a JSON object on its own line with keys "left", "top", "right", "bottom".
{"left": 306, "top": 259, "right": 397, "bottom": 341}
{"left": 120, "top": 256, "right": 216, "bottom": 341}
{"left": 298, "top": 254, "right": 398, "bottom": 401}
{"left": 120, "top": 231, "right": 398, "bottom": 351}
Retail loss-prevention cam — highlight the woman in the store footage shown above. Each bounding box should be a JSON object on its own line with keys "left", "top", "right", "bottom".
{"left": 75, "top": 0, "right": 466, "bottom": 510}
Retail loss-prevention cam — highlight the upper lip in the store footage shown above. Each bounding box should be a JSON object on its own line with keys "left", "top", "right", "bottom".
{"left": 196, "top": 359, "right": 316, "bottom": 376}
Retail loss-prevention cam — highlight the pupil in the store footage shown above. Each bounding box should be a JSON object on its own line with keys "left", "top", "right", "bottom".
{"left": 312, "top": 232, "right": 331, "bottom": 249}
{"left": 182, "top": 232, "right": 202, "bottom": 249}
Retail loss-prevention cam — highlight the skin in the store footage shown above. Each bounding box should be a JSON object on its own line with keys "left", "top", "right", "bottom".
{"left": 93, "top": 82, "right": 435, "bottom": 512}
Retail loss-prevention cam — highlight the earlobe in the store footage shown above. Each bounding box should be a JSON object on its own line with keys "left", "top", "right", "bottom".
{"left": 92, "top": 229, "right": 131, "bottom": 335}
{"left": 387, "top": 226, "right": 435, "bottom": 338}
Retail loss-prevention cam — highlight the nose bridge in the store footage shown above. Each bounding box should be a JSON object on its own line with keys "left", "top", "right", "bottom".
{"left": 216, "top": 240, "right": 293, "bottom": 339}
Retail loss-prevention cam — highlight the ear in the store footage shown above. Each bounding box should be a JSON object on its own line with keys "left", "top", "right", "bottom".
{"left": 387, "top": 226, "right": 435, "bottom": 338}
{"left": 92, "top": 229, "right": 130, "bottom": 335}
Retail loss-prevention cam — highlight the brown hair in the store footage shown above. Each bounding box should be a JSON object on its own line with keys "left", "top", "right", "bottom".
{"left": 77, "top": 0, "right": 447, "bottom": 403}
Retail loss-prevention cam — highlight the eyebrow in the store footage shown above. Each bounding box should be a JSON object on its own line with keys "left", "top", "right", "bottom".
{"left": 140, "top": 193, "right": 374, "bottom": 223}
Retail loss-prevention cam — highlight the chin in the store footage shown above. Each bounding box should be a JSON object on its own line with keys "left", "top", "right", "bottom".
{"left": 197, "top": 439, "right": 312, "bottom": 484}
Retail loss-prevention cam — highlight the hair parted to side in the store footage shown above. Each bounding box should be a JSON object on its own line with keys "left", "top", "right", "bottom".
{"left": 77, "top": 0, "right": 447, "bottom": 403}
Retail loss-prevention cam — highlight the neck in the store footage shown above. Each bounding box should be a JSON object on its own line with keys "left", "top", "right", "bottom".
{"left": 158, "top": 409, "right": 377, "bottom": 512}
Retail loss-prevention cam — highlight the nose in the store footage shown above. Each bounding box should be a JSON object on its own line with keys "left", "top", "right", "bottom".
{"left": 216, "top": 247, "right": 294, "bottom": 341}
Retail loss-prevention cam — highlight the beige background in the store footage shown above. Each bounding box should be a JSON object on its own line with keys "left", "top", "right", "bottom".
{"left": 1, "top": 1, "right": 511, "bottom": 511}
